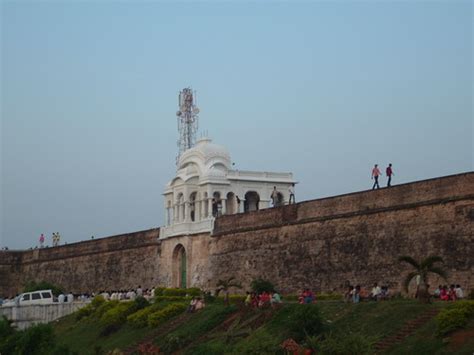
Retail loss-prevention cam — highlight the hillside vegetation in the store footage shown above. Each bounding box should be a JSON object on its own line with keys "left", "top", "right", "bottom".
{"left": 49, "top": 291, "right": 474, "bottom": 355}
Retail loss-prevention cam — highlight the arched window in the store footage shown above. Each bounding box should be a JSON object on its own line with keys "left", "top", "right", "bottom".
{"left": 189, "top": 192, "right": 197, "bottom": 222}
{"left": 244, "top": 191, "right": 260, "bottom": 212}
{"left": 226, "top": 192, "right": 236, "bottom": 214}
{"left": 212, "top": 192, "right": 222, "bottom": 217}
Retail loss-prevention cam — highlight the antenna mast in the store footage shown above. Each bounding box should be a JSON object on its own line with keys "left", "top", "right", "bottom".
{"left": 176, "top": 88, "right": 199, "bottom": 164}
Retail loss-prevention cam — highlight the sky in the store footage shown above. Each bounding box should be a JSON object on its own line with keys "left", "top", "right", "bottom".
{"left": 1, "top": 1, "right": 472, "bottom": 249}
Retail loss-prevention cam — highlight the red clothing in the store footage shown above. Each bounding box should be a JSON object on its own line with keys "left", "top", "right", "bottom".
{"left": 386, "top": 167, "right": 393, "bottom": 176}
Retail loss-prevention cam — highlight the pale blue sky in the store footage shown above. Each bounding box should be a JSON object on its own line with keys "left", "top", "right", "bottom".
{"left": 1, "top": 1, "right": 472, "bottom": 249}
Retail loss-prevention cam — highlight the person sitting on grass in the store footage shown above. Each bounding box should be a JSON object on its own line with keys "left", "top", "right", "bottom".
{"left": 370, "top": 283, "right": 382, "bottom": 301}
{"left": 352, "top": 285, "right": 361, "bottom": 303}
{"left": 303, "top": 289, "right": 315, "bottom": 304}
{"left": 258, "top": 291, "right": 271, "bottom": 307}
{"left": 194, "top": 297, "right": 205, "bottom": 311}
{"left": 244, "top": 291, "right": 251, "bottom": 307}
{"left": 448, "top": 285, "right": 457, "bottom": 301}
{"left": 439, "top": 285, "right": 449, "bottom": 301}
{"left": 271, "top": 291, "right": 282, "bottom": 306}
{"left": 187, "top": 297, "right": 197, "bottom": 313}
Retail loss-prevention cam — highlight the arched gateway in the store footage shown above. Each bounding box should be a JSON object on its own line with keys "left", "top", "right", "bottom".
{"left": 172, "top": 244, "right": 187, "bottom": 288}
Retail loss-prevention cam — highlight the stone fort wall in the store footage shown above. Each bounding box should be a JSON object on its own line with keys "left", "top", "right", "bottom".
{"left": 0, "top": 229, "right": 161, "bottom": 297}
{"left": 1, "top": 172, "right": 472, "bottom": 297}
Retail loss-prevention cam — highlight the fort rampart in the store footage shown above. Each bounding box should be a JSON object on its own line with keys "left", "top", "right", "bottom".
{"left": 1, "top": 173, "right": 472, "bottom": 297}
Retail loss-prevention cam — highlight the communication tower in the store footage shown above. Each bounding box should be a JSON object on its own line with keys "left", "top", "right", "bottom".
{"left": 176, "top": 88, "right": 199, "bottom": 164}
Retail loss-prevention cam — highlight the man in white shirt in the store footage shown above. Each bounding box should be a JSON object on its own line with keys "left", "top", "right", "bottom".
{"left": 67, "top": 293, "right": 74, "bottom": 303}
{"left": 58, "top": 294, "right": 65, "bottom": 303}
{"left": 370, "top": 283, "right": 382, "bottom": 301}
{"left": 455, "top": 285, "right": 464, "bottom": 299}
{"left": 288, "top": 184, "right": 295, "bottom": 204}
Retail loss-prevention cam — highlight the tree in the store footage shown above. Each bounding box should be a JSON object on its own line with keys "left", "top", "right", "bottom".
{"left": 215, "top": 277, "right": 242, "bottom": 305}
{"left": 398, "top": 255, "right": 447, "bottom": 302}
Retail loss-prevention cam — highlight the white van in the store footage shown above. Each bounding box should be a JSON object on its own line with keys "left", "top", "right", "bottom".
{"left": 18, "top": 290, "right": 54, "bottom": 306}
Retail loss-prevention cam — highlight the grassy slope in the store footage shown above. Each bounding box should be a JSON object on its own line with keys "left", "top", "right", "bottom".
{"left": 53, "top": 300, "right": 473, "bottom": 354}
{"left": 54, "top": 313, "right": 156, "bottom": 355}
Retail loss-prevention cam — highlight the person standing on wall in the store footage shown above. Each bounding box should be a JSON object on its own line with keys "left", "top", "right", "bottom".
{"left": 288, "top": 183, "right": 296, "bottom": 204}
{"left": 39, "top": 234, "right": 45, "bottom": 248}
{"left": 386, "top": 163, "right": 394, "bottom": 187}
{"left": 371, "top": 164, "right": 381, "bottom": 190}
{"left": 271, "top": 186, "right": 279, "bottom": 207}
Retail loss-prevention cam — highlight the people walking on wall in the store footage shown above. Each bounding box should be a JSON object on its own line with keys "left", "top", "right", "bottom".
{"left": 271, "top": 186, "right": 279, "bottom": 207}
{"left": 386, "top": 163, "right": 394, "bottom": 187}
{"left": 371, "top": 164, "right": 381, "bottom": 189}
{"left": 288, "top": 183, "right": 296, "bottom": 204}
{"left": 39, "top": 234, "right": 45, "bottom": 248}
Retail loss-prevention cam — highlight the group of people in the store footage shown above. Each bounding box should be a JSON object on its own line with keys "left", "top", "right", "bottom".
{"left": 37, "top": 232, "right": 61, "bottom": 248}
{"left": 371, "top": 163, "right": 394, "bottom": 189}
{"left": 298, "top": 289, "right": 315, "bottom": 304}
{"left": 245, "top": 291, "right": 282, "bottom": 308}
{"left": 345, "top": 283, "right": 390, "bottom": 303}
{"left": 434, "top": 284, "right": 464, "bottom": 301}
{"left": 99, "top": 286, "right": 155, "bottom": 301}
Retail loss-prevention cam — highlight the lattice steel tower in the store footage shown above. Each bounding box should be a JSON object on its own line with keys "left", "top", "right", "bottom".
{"left": 176, "top": 88, "right": 199, "bottom": 164}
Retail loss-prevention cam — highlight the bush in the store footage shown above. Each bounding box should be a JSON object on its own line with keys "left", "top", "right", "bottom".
{"left": 230, "top": 329, "right": 281, "bottom": 354}
{"left": 100, "top": 302, "right": 136, "bottom": 335}
{"left": 161, "top": 288, "right": 201, "bottom": 297}
{"left": 436, "top": 300, "right": 474, "bottom": 336}
{"left": 317, "top": 292, "right": 343, "bottom": 301}
{"left": 309, "top": 332, "right": 375, "bottom": 355}
{"left": 10, "top": 323, "right": 56, "bottom": 355}
{"left": 216, "top": 295, "right": 246, "bottom": 304}
{"left": 147, "top": 303, "right": 187, "bottom": 327}
{"left": 250, "top": 279, "right": 275, "bottom": 293}
{"left": 154, "top": 296, "right": 192, "bottom": 302}
{"left": 23, "top": 280, "right": 63, "bottom": 297}
{"left": 286, "top": 305, "right": 326, "bottom": 341}
{"left": 127, "top": 307, "right": 156, "bottom": 328}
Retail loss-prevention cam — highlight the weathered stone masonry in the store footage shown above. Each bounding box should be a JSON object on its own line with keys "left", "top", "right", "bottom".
{"left": 1, "top": 173, "right": 472, "bottom": 297}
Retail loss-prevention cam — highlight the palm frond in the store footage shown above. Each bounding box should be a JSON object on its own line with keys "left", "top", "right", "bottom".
{"left": 402, "top": 271, "right": 419, "bottom": 292}
{"left": 427, "top": 266, "right": 448, "bottom": 280}
{"left": 398, "top": 256, "right": 420, "bottom": 269}
{"left": 420, "top": 256, "right": 444, "bottom": 269}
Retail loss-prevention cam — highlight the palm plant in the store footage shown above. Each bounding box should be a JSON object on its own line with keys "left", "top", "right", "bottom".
{"left": 215, "top": 277, "right": 242, "bottom": 305}
{"left": 398, "top": 255, "right": 447, "bottom": 301}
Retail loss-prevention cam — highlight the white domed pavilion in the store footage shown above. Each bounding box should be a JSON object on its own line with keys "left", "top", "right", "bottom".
{"left": 161, "top": 137, "right": 296, "bottom": 238}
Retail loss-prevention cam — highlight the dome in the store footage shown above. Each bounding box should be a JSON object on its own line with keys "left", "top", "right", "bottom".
{"left": 178, "top": 138, "right": 231, "bottom": 170}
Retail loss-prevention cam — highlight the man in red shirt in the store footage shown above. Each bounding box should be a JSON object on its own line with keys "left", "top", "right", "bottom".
{"left": 371, "top": 164, "right": 381, "bottom": 189}
{"left": 386, "top": 163, "right": 394, "bottom": 187}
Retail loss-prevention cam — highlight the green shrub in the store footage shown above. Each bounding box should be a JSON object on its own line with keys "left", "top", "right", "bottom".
{"left": 153, "top": 287, "right": 166, "bottom": 296}
{"left": 317, "top": 292, "right": 343, "bottom": 301}
{"left": 230, "top": 329, "right": 281, "bottom": 355}
{"left": 216, "top": 295, "right": 246, "bottom": 304}
{"left": 132, "top": 296, "right": 150, "bottom": 311}
{"left": 75, "top": 305, "right": 93, "bottom": 321}
{"left": 23, "top": 281, "right": 64, "bottom": 297}
{"left": 286, "top": 304, "right": 326, "bottom": 340}
{"left": 94, "top": 300, "right": 119, "bottom": 319}
{"left": 250, "top": 279, "right": 275, "bottom": 293}
{"left": 100, "top": 302, "right": 136, "bottom": 335}
{"left": 147, "top": 303, "right": 187, "bottom": 327}
{"left": 310, "top": 332, "right": 375, "bottom": 355}
{"left": 154, "top": 295, "right": 192, "bottom": 302}
{"left": 11, "top": 323, "right": 56, "bottom": 355}
{"left": 162, "top": 288, "right": 188, "bottom": 297}
{"left": 436, "top": 301, "right": 474, "bottom": 336}
{"left": 127, "top": 307, "right": 155, "bottom": 328}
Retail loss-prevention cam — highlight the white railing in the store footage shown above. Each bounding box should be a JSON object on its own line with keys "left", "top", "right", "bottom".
{"left": 160, "top": 218, "right": 215, "bottom": 239}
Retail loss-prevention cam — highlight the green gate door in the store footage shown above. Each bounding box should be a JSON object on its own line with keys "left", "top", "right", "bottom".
{"left": 180, "top": 249, "right": 187, "bottom": 289}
